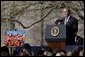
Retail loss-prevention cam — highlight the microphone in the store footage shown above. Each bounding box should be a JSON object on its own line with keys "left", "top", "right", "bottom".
{"left": 55, "top": 19, "right": 63, "bottom": 25}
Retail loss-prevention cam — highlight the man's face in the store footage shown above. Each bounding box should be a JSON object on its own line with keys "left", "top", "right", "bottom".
{"left": 62, "top": 8, "right": 69, "bottom": 17}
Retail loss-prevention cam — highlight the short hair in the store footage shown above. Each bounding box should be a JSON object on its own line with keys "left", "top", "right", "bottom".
{"left": 63, "top": 7, "right": 71, "bottom": 15}
{"left": 23, "top": 43, "right": 31, "bottom": 50}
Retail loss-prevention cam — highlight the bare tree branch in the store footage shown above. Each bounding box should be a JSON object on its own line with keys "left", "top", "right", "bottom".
{"left": 10, "top": 6, "right": 57, "bottom": 29}
{"left": 9, "top": 2, "right": 40, "bottom": 19}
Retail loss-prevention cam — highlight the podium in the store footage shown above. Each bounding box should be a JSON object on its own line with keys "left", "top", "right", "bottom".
{"left": 44, "top": 24, "right": 66, "bottom": 49}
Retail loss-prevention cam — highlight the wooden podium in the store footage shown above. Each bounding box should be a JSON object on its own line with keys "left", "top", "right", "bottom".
{"left": 44, "top": 24, "right": 66, "bottom": 49}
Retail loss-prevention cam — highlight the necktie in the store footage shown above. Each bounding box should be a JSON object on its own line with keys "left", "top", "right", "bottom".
{"left": 64, "top": 16, "right": 70, "bottom": 25}
{"left": 64, "top": 17, "right": 68, "bottom": 25}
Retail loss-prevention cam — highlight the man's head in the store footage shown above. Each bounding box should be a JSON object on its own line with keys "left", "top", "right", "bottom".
{"left": 1, "top": 46, "right": 9, "bottom": 56}
{"left": 62, "top": 7, "right": 70, "bottom": 17}
{"left": 20, "top": 43, "right": 32, "bottom": 56}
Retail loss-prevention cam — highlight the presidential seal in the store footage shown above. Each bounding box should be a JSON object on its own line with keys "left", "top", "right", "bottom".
{"left": 51, "top": 26, "right": 59, "bottom": 37}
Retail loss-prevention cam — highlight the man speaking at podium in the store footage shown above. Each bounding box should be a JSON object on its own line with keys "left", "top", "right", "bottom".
{"left": 55, "top": 7, "right": 78, "bottom": 45}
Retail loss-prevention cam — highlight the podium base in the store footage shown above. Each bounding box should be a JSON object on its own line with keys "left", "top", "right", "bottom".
{"left": 47, "top": 41, "right": 66, "bottom": 50}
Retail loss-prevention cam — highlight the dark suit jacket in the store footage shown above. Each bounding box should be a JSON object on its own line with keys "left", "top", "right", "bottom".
{"left": 55, "top": 16, "right": 78, "bottom": 45}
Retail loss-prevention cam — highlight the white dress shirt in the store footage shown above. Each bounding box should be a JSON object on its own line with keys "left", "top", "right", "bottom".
{"left": 64, "top": 16, "right": 70, "bottom": 25}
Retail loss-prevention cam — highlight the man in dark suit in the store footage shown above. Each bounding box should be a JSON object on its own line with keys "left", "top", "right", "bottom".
{"left": 55, "top": 7, "right": 78, "bottom": 45}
